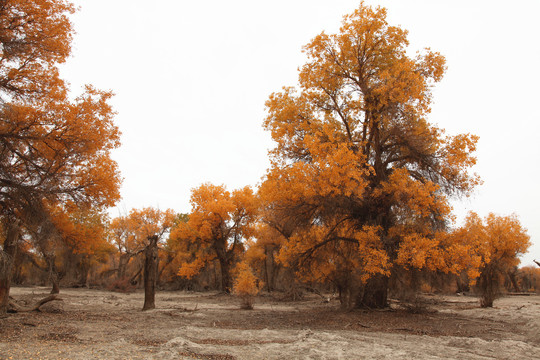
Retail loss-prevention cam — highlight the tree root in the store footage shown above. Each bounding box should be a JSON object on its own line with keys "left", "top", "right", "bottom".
{"left": 8, "top": 295, "right": 62, "bottom": 313}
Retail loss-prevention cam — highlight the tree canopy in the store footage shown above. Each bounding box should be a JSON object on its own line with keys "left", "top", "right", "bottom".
{"left": 170, "top": 183, "right": 258, "bottom": 292}
{"left": 0, "top": 0, "right": 121, "bottom": 314}
{"left": 259, "top": 2, "right": 480, "bottom": 308}
{"left": 453, "top": 212, "right": 530, "bottom": 307}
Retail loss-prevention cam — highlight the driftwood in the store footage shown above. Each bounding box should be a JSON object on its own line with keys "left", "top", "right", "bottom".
{"left": 8, "top": 294, "right": 62, "bottom": 313}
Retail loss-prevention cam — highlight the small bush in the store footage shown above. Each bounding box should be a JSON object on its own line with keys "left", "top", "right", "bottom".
{"left": 106, "top": 277, "right": 136, "bottom": 293}
{"left": 233, "top": 262, "right": 263, "bottom": 309}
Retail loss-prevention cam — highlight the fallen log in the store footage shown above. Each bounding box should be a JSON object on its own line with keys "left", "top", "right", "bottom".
{"left": 8, "top": 295, "right": 62, "bottom": 313}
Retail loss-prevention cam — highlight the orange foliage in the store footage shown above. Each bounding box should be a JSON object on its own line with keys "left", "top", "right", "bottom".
{"left": 0, "top": 0, "right": 75, "bottom": 101}
{"left": 259, "top": 2, "right": 480, "bottom": 307}
{"left": 454, "top": 212, "right": 531, "bottom": 278}
{"left": 110, "top": 208, "right": 175, "bottom": 254}
{"left": 169, "top": 183, "right": 258, "bottom": 292}
{"left": 451, "top": 212, "right": 530, "bottom": 306}
{"left": 49, "top": 203, "right": 113, "bottom": 258}
{"left": 108, "top": 208, "right": 175, "bottom": 281}
{"left": 0, "top": 0, "right": 122, "bottom": 312}
{"left": 1, "top": 86, "right": 122, "bottom": 209}
{"left": 518, "top": 266, "right": 540, "bottom": 292}
{"left": 0, "top": 0, "right": 122, "bottom": 213}
{"left": 233, "top": 261, "right": 263, "bottom": 309}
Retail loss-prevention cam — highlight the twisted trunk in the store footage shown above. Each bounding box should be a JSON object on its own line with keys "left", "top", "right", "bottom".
{"left": 45, "top": 255, "right": 60, "bottom": 294}
{"left": 1, "top": 220, "right": 20, "bottom": 316}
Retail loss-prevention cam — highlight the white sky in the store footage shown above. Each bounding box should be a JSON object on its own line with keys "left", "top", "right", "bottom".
{"left": 60, "top": 0, "right": 540, "bottom": 266}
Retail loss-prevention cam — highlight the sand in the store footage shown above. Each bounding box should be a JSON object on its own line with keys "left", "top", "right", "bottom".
{"left": 1, "top": 287, "right": 538, "bottom": 359}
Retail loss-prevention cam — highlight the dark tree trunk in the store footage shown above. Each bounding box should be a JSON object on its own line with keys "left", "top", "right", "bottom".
{"left": 265, "top": 246, "right": 282, "bottom": 292}
{"left": 479, "top": 266, "right": 499, "bottom": 308}
{"left": 264, "top": 246, "right": 274, "bottom": 292}
{"left": 12, "top": 243, "right": 27, "bottom": 285}
{"left": 50, "top": 278, "right": 60, "bottom": 294}
{"left": 507, "top": 268, "right": 521, "bottom": 293}
{"left": 213, "top": 237, "right": 232, "bottom": 293}
{"left": 219, "top": 256, "right": 232, "bottom": 293}
{"left": 355, "top": 274, "right": 389, "bottom": 309}
{"left": 339, "top": 278, "right": 358, "bottom": 311}
{"left": 118, "top": 253, "right": 131, "bottom": 279}
{"left": 46, "top": 255, "right": 60, "bottom": 294}
{"left": 456, "top": 274, "right": 470, "bottom": 293}
{"left": 77, "top": 261, "right": 89, "bottom": 288}
{"left": 142, "top": 236, "right": 158, "bottom": 311}
{"left": 0, "top": 220, "right": 20, "bottom": 316}
{"left": 157, "top": 253, "right": 172, "bottom": 287}
{"left": 129, "top": 265, "right": 143, "bottom": 286}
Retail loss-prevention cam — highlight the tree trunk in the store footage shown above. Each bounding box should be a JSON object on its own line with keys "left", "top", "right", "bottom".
{"left": 0, "top": 220, "right": 20, "bottom": 316}
{"left": 507, "top": 268, "right": 521, "bottom": 293}
{"left": 118, "top": 253, "right": 130, "bottom": 279}
{"left": 77, "top": 261, "right": 89, "bottom": 288}
{"left": 129, "top": 265, "right": 143, "bottom": 285}
{"left": 264, "top": 246, "right": 281, "bottom": 292}
{"left": 142, "top": 236, "right": 158, "bottom": 311}
{"left": 479, "top": 266, "right": 499, "bottom": 308}
{"left": 355, "top": 274, "right": 388, "bottom": 309}
{"left": 50, "top": 278, "right": 60, "bottom": 294}
{"left": 8, "top": 295, "right": 61, "bottom": 312}
{"left": 456, "top": 274, "right": 470, "bottom": 293}
{"left": 12, "top": 244, "right": 27, "bottom": 285}
{"left": 264, "top": 247, "right": 273, "bottom": 292}
{"left": 218, "top": 256, "right": 232, "bottom": 293}
{"left": 46, "top": 255, "right": 60, "bottom": 294}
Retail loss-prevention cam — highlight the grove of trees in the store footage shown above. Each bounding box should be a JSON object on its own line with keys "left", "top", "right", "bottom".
{"left": 0, "top": 0, "right": 121, "bottom": 315}
{"left": 0, "top": 0, "right": 535, "bottom": 316}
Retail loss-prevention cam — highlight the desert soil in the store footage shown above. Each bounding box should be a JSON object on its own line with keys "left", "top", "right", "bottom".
{"left": 1, "top": 287, "right": 539, "bottom": 359}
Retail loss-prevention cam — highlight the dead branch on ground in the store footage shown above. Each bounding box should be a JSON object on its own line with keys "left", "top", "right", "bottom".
{"left": 8, "top": 295, "right": 62, "bottom": 313}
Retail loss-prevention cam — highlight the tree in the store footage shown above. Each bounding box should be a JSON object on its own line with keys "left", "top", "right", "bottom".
{"left": 21, "top": 202, "right": 65, "bottom": 294}
{"left": 260, "top": 2, "right": 479, "bottom": 308}
{"left": 48, "top": 203, "right": 113, "bottom": 288}
{"left": 245, "top": 224, "right": 283, "bottom": 292}
{"left": 0, "top": 213, "right": 20, "bottom": 314}
{"left": 158, "top": 213, "right": 189, "bottom": 286}
{"left": 129, "top": 208, "right": 174, "bottom": 311}
{"left": 0, "top": 0, "right": 75, "bottom": 101}
{"left": 109, "top": 208, "right": 174, "bottom": 310}
{"left": 454, "top": 212, "right": 530, "bottom": 307}
{"left": 109, "top": 215, "right": 146, "bottom": 282}
{"left": 0, "top": 0, "right": 121, "bottom": 315}
{"left": 233, "top": 260, "right": 263, "bottom": 309}
{"left": 171, "top": 183, "right": 258, "bottom": 293}
{"left": 517, "top": 265, "right": 540, "bottom": 292}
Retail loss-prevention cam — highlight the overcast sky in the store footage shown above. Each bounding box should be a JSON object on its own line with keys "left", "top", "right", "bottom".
{"left": 60, "top": 0, "right": 539, "bottom": 266}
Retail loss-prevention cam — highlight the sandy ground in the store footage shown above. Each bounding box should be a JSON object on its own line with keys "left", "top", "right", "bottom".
{"left": 1, "top": 287, "right": 539, "bottom": 359}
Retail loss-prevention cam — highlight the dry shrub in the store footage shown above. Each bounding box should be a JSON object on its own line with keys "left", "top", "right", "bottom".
{"left": 477, "top": 266, "right": 503, "bottom": 308}
{"left": 106, "top": 277, "right": 136, "bottom": 293}
{"left": 390, "top": 269, "right": 431, "bottom": 313}
{"left": 233, "top": 262, "right": 263, "bottom": 309}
